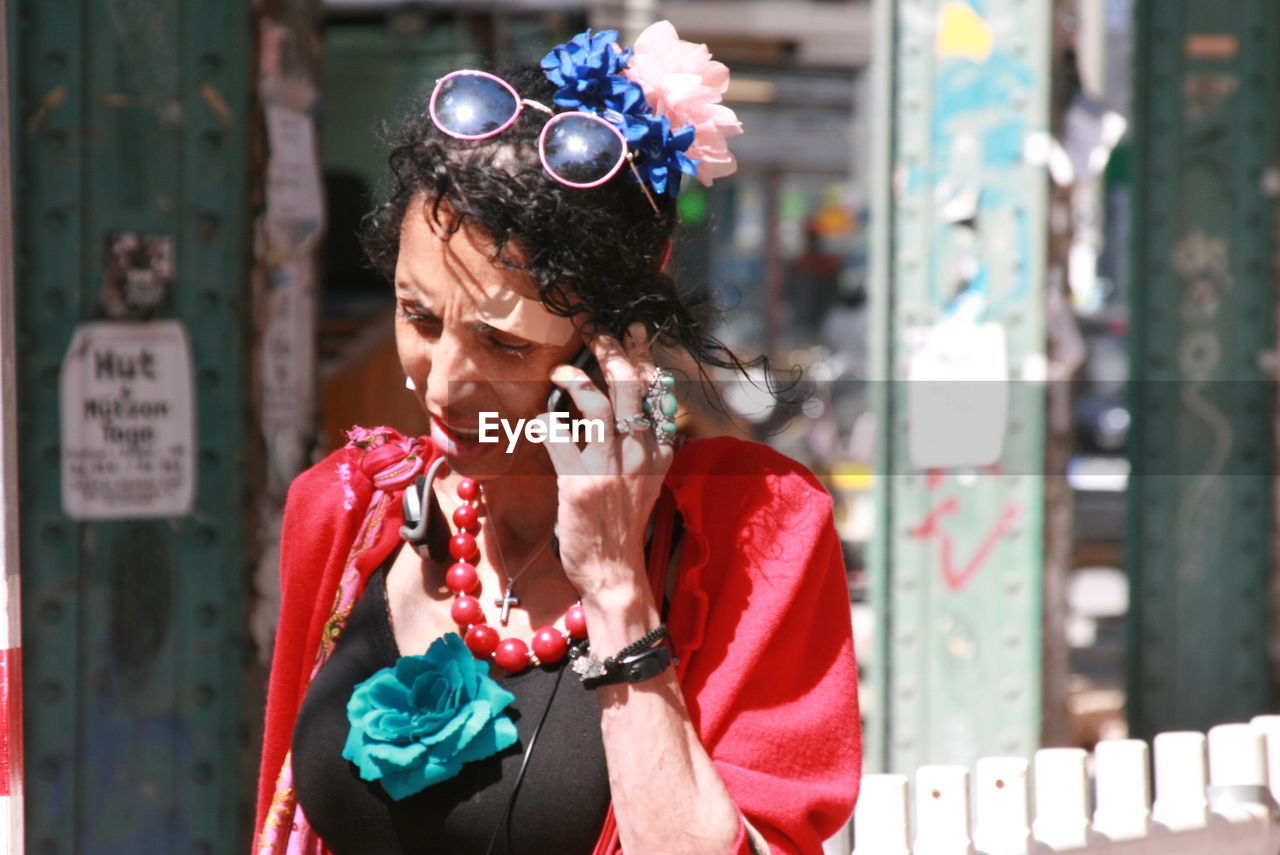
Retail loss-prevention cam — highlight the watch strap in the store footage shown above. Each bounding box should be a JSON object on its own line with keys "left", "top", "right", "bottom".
{"left": 580, "top": 643, "right": 674, "bottom": 688}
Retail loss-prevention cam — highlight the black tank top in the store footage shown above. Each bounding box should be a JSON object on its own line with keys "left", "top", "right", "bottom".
{"left": 291, "top": 563, "right": 611, "bottom": 854}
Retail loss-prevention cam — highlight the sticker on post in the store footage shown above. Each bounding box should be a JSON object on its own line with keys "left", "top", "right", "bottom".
{"left": 906, "top": 321, "right": 1009, "bottom": 469}
{"left": 59, "top": 321, "right": 196, "bottom": 519}
{"left": 99, "top": 232, "right": 174, "bottom": 320}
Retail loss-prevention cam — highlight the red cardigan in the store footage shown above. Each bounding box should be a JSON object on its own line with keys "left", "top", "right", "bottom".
{"left": 254, "top": 430, "right": 860, "bottom": 854}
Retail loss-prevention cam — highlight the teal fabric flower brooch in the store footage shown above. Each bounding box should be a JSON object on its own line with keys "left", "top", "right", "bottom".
{"left": 343, "top": 633, "right": 519, "bottom": 800}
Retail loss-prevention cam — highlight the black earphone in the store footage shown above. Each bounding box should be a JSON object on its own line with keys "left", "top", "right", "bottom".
{"left": 400, "top": 455, "right": 448, "bottom": 554}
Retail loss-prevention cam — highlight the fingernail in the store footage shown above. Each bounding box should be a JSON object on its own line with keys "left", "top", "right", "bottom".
{"left": 551, "top": 365, "right": 576, "bottom": 383}
{"left": 627, "top": 322, "right": 646, "bottom": 350}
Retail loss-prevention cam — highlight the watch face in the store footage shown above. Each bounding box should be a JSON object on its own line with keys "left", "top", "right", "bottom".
{"left": 622, "top": 646, "right": 673, "bottom": 683}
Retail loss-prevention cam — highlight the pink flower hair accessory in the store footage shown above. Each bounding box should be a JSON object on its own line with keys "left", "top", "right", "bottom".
{"left": 623, "top": 20, "right": 744, "bottom": 187}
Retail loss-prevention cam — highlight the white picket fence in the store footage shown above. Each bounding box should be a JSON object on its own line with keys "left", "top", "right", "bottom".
{"left": 852, "top": 716, "right": 1280, "bottom": 855}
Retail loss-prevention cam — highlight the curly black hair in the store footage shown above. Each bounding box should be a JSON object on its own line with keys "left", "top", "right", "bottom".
{"left": 360, "top": 63, "right": 767, "bottom": 384}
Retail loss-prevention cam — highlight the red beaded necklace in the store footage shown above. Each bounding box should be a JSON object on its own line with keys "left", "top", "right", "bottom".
{"left": 444, "top": 477, "right": 588, "bottom": 673}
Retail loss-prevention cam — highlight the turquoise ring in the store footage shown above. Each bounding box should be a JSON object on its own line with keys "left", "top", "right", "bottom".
{"left": 643, "top": 369, "right": 679, "bottom": 445}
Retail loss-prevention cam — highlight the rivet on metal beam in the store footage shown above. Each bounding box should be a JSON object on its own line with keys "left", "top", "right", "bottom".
{"left": 199, "top": 52, "right": 222, "bottom": 74}
{"left": 38, "top": 600, "right": 61, "bottom": 624}
{"left": 42, "top": 128, "right": 67, "bottom": 152}
{"left": 199, "top": 130, "right": 222, "bottom": 154}
{"left": 194, "top": 684, "right": 216, "bottom": 707}
{"left": 196, "top": 210, "right": 221, "bottom": 241}
{"left": 40, "top": 522, "right": 62, "bottom": 545}
{"left": 196, "top": 604, "right": 218, "bottom": 626}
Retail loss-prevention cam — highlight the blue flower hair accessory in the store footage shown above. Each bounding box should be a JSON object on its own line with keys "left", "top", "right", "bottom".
{"left": 541, "top": 29, "right": 641, "bottom": 115}
{"left": 343, "top": 632, "right": 519, "bottom": 800}
{"left": 540, "top": 23, "right": 741, "bottom": 198}
{"left": 627, "top": 114, "right": 698, "bottom": 197}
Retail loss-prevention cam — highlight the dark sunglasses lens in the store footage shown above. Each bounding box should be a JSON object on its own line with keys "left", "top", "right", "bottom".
{"left": 542, "top": 115, "right": 625, "bottom": 185}
{"left": 433, "top": 74, "right": 518, "bottom": 137}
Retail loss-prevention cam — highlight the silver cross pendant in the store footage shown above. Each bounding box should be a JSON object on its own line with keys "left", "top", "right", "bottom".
{"left": 494, "top": 587, "right": 520, "bottom": 626}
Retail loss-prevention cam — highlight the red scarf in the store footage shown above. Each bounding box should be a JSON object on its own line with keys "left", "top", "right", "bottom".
{"left": 253, "top": 428, "right": 861, "bottom": 854}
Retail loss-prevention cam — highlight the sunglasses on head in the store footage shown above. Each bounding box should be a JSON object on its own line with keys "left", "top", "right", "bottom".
{"left": 428, "top": 70, "right": 659, "bottom": 212}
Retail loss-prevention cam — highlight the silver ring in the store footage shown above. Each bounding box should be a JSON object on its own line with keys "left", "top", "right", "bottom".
{"left": 615, "top": 413, "right": 652, "bottom": 434}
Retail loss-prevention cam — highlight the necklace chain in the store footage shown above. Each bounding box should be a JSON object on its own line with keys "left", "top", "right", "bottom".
{"left": 477, "top": 484, "right": 555, "bottom": 624}
{"left": 481, "top": 486, "right": 554, "bottom": 591}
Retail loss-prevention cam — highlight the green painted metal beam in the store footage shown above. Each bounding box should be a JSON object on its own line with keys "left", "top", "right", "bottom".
{"left": 869, "top": 0, "right": 1051, "bottom": 773}
{"left": 1126, "top": 0, "right": 1278, "bottom": 739}
{"left": 12, "top": 1, "right": 252, "bottom": 852}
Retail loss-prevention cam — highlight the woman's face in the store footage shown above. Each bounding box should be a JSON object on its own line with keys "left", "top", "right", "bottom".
{"left": 393, "top": 206, "right": 582, "bottom": 476}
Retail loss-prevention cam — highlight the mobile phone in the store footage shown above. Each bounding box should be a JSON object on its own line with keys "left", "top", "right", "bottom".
{"left": 546, "top": 346, "right": 601, "bottom": 414}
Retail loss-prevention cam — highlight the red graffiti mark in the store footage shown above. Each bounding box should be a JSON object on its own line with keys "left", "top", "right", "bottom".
{"left": 908, "top": 497, "right": 1021, "bottom": 591}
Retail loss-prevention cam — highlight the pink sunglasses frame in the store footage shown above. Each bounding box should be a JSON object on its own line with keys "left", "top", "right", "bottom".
{"left": 537, "top": 111, "right": 628, "bottom": 189}
{"left": 428, "top": 70, "right": 530, "bottom": 141}
{"left": 427, "top": 69, "right": 658, "bottom": 208}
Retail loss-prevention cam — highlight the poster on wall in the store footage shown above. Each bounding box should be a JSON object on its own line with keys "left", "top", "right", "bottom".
{"left": 59, "top": 321, "right": 196, "bottom": 519}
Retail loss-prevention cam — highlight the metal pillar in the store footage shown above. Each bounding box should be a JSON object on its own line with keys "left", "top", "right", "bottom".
{"left": 0, "top": 0, "right": 26, "bottom": 848}
{"left": 869, "top": 0, "right": 1053, "bottom": 773}
{"left": 11, "top": 1, "right": 252, "bottom": 852}
{"left": 1126, "top": 0, "right": 1279, "bottom": 739}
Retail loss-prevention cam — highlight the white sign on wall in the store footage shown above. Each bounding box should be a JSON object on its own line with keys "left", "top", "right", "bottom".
{"left": 59, "top": 321, "right": 196, "bottom": 519}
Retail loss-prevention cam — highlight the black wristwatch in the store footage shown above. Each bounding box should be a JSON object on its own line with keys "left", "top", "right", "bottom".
{"left": 573, "top": 642, "right": 676, "bottom": 688}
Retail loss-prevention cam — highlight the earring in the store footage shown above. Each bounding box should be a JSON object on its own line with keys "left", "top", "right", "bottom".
{"left": 405, "top": 376, "right": 417, "bottom": 391}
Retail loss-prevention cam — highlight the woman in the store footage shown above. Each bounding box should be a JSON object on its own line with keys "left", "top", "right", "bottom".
{"left": 254, "top": 23, "right": 860, "bottom": 855}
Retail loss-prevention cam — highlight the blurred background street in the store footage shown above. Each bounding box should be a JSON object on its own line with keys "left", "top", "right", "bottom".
{"left": 2, "top": 0, "right": 1278, "bottom": 851}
